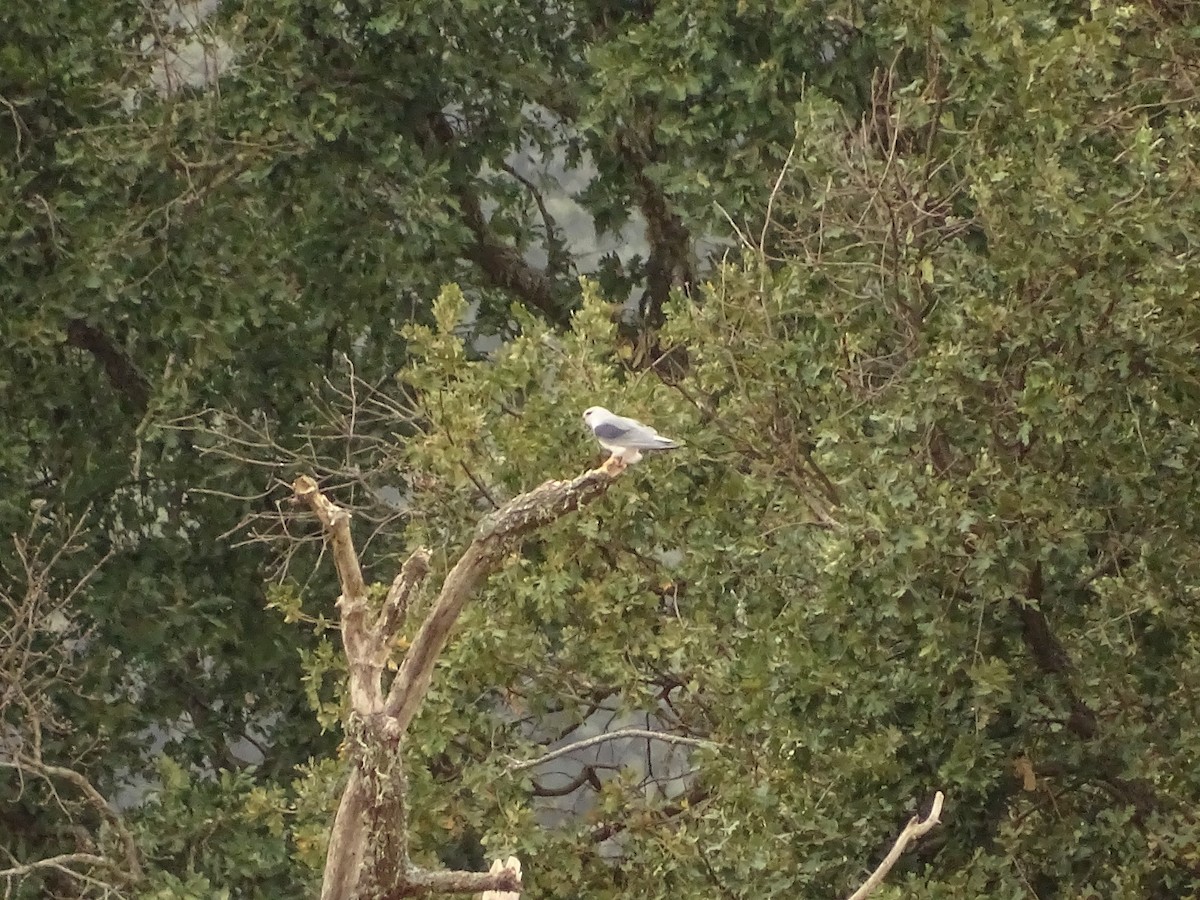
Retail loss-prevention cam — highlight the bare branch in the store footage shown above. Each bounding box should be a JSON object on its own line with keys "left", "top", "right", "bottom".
{"left": 0, "top": 512, "right": 142, "bottom": 892}
{"left": 845, "top": 791, "right": 945, "bottom": 900}
{"left": 0, "top": 852, "right": 115, "bottom": 882}
{"left": 507, "top": 727, "right": 719, "bottom": 774}
{"left": 383, "top": 456, "right": 627, "bottom": 732}
{"left": 376, "top": 549, "right": 432, "bottom": 644}
{"left": 294, "top": 475, "right": 367, "bottom": 601}
{"left": 479, "top": 857, "right": 522, "bottom": 900}
{"left": 4, "top": 757, "right": 143, "bottom": 884}
{"left": 170, "top": 364, "right": 423, "bottom": 586}
{"left": 759, "top": 140, "right": 798, "bottom": 253}
{"left": 380, "top": 859, "right": 522, "bottom": 899}
{"left": 293, "top": 475, "right": 376, "bottom": 714}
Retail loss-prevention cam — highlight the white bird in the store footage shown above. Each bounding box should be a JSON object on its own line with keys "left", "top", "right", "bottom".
{"left": 582, "top": 406, "right": 680, "bottom": 464}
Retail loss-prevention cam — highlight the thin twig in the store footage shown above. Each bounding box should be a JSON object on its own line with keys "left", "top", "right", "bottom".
{"left": 0, "top": 852, "right": 115, "bottom": 881}
{"left": 759, "top": 140, "right": 798, "bottom": 253}
{"left": 507, "top": 727, "right": 719, "bottom": 773}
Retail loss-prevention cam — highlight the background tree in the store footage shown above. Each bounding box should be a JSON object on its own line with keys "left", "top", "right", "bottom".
{"left": 3, "top": 0, "right": 1200, "bottom": 897}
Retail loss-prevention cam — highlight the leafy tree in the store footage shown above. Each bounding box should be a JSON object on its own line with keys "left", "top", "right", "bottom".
{"left": 4, "top": 0, "right": 1200, "bottom": 898}
{"left": 2, "top": 0, "right": 855, "bottom": 852}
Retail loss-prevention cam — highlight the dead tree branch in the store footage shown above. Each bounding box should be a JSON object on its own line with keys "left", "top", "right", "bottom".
{"left": 0, "top": 513, "right": 142, "bottom": 894}
{"left": 0, "top": 756, "right": 144, "bottom": 887}
{"left": 0, "top": 853, "right": 116, "bottom": 883}
{"left": 377, "top": 551, "right": 431, "bottom": 643}
{"left": 5, "top": 756, "right": 143, "bottom": 884}
{"left": 294, "top": 455, "right": 629, "bottom": 900}
{"left": 478, "top": 858, "right": 522, "bottom": 900}
{"left": 845, "top": 791, "right": 945, "bottom": 900}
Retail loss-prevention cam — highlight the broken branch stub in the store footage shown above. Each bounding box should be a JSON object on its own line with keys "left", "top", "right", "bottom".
{"left": 845, "top": 791, "right": 945, "bottom": 900}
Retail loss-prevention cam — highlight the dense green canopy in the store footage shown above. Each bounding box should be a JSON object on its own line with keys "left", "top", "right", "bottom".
{"left": 3, "top": 0, "right": 1199, "bottom": 897}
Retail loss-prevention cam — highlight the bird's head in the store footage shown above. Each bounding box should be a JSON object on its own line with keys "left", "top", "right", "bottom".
{"left": 582, "top": 407, "right": 610, "bottom": 426}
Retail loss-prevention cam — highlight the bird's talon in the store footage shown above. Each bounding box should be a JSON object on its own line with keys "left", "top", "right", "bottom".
{"left": 602, "top": 455, "right": 627, "bottom": 475}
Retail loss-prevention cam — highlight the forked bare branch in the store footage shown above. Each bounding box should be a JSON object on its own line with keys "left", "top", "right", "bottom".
{"left": 295, "top": 454, "right": 630, "bottom": 900}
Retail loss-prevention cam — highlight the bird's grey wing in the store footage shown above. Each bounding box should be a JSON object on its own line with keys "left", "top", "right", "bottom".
{"left": 592, "top": 421, "right": 634, "bottom": 442}
{"left": 616, "top": 423, "right": 678, "bottom": 449}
